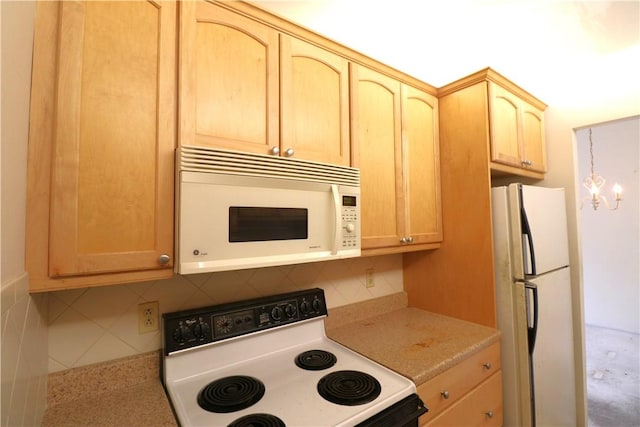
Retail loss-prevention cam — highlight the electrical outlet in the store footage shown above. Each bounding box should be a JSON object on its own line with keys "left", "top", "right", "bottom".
{"left": 138, "top": 301, "right": 159, "bottom": 334}
{"left": 365, "top": 268, "right": 375, "bottom": 288}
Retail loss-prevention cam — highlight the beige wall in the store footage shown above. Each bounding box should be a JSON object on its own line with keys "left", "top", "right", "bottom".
{"left": 1, "top": 1, "right": 48, "bottom": 425}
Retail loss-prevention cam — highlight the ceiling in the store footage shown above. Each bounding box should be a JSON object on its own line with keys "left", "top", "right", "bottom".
{"left": 252, "top": 0, "right": 640, "bottom": 107}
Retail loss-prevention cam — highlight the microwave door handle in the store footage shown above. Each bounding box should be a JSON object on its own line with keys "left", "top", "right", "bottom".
{"left": 331, "top": 184, "right": 340, "bottom": 255}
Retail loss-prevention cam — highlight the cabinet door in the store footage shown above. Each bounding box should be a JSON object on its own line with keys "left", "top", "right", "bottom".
{"left": 521, "top": 103, "right": 546, "bottom": 173}
{"left": 49, "top": 1, "right": 175, "bottom": 277}
{"left": 402, "top": 85, "right": 442, "bottom": 244}
{"left": 180, "top": 1, "right": 279, "bottom": 153}
{"left": 488, "top": 83, "right": 522, "bottom": 168}
{"left": 351, "top": 65, "right": 404, "bottom": 249}
{"left": 281, "top": 35, "right": 350, "bottom": 165}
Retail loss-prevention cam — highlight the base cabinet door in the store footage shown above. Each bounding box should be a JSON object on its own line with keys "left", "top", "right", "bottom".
{"left": 26, "top": 1, "right": 176, "bottom": 290}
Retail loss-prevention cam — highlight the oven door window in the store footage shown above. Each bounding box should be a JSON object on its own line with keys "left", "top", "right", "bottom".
{"left": 229, "top": 207, "right": 308, "bottom": 242}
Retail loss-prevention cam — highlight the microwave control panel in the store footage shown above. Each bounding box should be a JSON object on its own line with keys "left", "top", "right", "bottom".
{"left": 341, "top": 195, "right": 359, "bottom": 249}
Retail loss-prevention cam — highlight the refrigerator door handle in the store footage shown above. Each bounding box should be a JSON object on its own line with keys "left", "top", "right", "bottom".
{"left": 524, "top": 281, "right": 539, "bottom": 355}
{"left": 519, "top": 186, "right": 537, "bottom": 276}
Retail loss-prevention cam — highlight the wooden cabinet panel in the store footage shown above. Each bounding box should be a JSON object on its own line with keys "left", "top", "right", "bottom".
{"left": 48, "top": 1, "right": 175, "bottom": 277}
{"left": 352, "top": 64, "right": 442, "bottom": 253}
{"left": 423, "top": 371, "right": 503, "bottom": 427}
{"left": 180, "top": 1, "right": 279, "bottom": 153}
{"left": 281, "top": 35, "right": 350, "bottom": 165}
{"left": 27, "top": 1, "right": 176, "bottom": 290}
{"left": 489, "top": 84, "right": 521, "bottom": 167}
{"left": 418, "top": 343, "right": 501, "bottom": 424}
{"left": 402, "top": 85, "right": 442, "bottom": 244}
{"left": 404, "top": 80, "right": 496, "bottom": 327}
{"left": 488, "top": 81, "right": 546, "bottom": 174}
{"left": 182, "top": 3, "right": 349, "bottom": 166}
{"left": 351, "top": 64, "right": 404, "bottom": 249}
{"left": 521, "top": 106, "right": 546, "bottom": 172}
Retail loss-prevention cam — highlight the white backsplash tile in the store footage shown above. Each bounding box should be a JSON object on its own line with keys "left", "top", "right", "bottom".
{"left": 1, "top": 273, "right": 48, "bottom": 426}
{"left": 47, "top": 255, "right": 403, "bottom": 372}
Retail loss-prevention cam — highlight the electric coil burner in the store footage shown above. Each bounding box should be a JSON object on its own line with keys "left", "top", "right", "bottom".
{"left": 162, "top": 288, "right": 427, "bottom": 426}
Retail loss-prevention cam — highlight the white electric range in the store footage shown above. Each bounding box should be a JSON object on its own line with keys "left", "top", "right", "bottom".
{"left": 162, "top": 288, "right": 427, "bottom": 427}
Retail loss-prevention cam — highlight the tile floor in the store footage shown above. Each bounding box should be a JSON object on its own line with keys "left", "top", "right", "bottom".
{"left": 586, "top": 324, "right": 640, "bottom": 427}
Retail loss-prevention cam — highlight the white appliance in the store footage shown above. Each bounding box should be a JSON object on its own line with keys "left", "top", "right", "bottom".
{"left": 176, "top": 146, "right": 361, "bottom": 274}
{"left": 162, "top": 288, "right": 427, "bottom": 426}
{"left": 491, "top": 184, "right": 577, "bottom": 427}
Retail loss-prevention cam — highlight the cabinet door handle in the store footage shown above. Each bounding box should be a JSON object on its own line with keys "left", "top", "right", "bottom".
{"left": 270, "top": 146, "right": 280, "bottom": 155}
{"left": 158, "top": 254, "right": 171, "bottom": 265}
{"left": 440, "top": 390, "right": 450, "bottom": 399}
{"left": 521, "top": 159, "right": 532, "bottom": 167}
{"left": 485, "top": 410, "right": 494, "bottom": 418}
{"left": 407, "top": 236, "right": 414, "bottom": 243}
{"left": 284, "top": 148, "right": 295, "bottom": 157}
{"left": 483, "top": 362, "right": 492, "bottom": 370}
{"left": 400, "top": 237, "right": 408, "bottom": 244}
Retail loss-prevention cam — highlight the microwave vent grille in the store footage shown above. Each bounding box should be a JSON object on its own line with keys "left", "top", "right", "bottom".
{"left": 179, "top": 146, "right": 359, "bottom": 186}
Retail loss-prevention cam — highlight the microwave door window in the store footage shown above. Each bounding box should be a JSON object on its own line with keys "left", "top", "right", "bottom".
{"left": 229, "top": 207, "right": 308, "bottom": 242}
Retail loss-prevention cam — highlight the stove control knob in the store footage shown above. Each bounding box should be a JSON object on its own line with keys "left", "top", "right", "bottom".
{"left": 271, "top": 306, "right": 283, "bottom": 321}
{"left": 173, "top": 324, "right": 193, "bottom": 343}
{"left": 192, "top": 321, "right": 210, "bottom": 339}
{"left": 300, "top": 301, "right": 311, "bottom": 315}
{"left": 312, "top": 298, "right": 323, "bottom": 312}
{"left": 285, "top": 304, "right": 296, "bottom": 318}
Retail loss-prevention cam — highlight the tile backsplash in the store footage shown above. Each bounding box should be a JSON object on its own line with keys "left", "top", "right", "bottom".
{"left": 48, "top": 254, "right": 403, "bottom": 373}
{"left": 1, "top": 273, "right": 48, "bottom": 426}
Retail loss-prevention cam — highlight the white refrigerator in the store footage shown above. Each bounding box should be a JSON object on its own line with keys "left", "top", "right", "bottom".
{"left": 491, "top": 184, "right": 576, "bottom": 427}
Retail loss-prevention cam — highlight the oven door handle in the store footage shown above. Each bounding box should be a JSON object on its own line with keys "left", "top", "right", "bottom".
{"left": 354, "top": 394, "right": 428, "bottom": 427}
{"left": 331, "top": 184, "right": 340, "bottom": 255}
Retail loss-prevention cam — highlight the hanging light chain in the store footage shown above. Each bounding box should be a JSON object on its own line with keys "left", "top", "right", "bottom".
{"left": 588, "top": 128, "right": 596, "bottom": 178}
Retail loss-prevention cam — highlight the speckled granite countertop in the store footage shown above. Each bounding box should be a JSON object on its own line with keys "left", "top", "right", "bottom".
{"left": 41, "top": 292, "right": 499, "bottom": 426}
{"left": 42, "top": 351, "right": 177, "bottom": 427}
{"left": 326, "top": 300, "right": 501, "bottom": 386}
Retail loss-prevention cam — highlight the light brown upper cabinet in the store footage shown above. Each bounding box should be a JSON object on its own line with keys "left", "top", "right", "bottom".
{"left": 489, "top": 82, "right": 546, "bottom": 175}
{"left": 26, "top": 1, "right": 176, "bottom": 291}
{"left": 280, "top": 35, "right": 350, "bottom": 166}
{"left": 180, "top": 2, "right": 350, "bottom": 165}
{"left": 351, "top": 64, "right": 442, "bottom": 254}
{"left": 438, "top": 68, "right": 547, "bottom": 179}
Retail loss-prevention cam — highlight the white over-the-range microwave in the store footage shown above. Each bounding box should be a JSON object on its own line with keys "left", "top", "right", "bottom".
{"left": 175, "top": 146, "right": 361, "bottom": 275}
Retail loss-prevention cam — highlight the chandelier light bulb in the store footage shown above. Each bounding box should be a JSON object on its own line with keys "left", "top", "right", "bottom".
{"left": 612, "top": 183, "right": 623, "bottom": 200}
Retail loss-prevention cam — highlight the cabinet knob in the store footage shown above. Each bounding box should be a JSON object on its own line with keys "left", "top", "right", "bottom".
{"left": 440, "top": 390, "right": 450, "bottom": 399}
{"left": 483, "top": 362, "right": 492, "bottom": 370}
{"left": 400, "top": 237, "right": 408, "bottom": 244}
{"left": 270, "top": 146, "right": 280, "bottom": 155}
{"left": 521, "top": 159, "right": 532, "bottom": 167}
{"left": 284, "top": 148, "right": 295, "bottom": 157}
{"left": 158, "top": 254, "right": 171, "bottom": 265}
{"left": 485, "top": 410, "right": 494, "bottom": 418}
{"left": 407, "top": 236, "right": 414, "bottom": 243}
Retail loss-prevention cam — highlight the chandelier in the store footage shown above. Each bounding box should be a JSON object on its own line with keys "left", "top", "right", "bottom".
{"left": 582, "top": 128, "right": 622, "bottom": 211}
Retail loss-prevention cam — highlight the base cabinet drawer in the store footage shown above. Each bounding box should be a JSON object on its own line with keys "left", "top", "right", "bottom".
{"left": 423, "top": 371, "right": 503, "bottom": 427}
{"left": 418, "top": 342, "right": 501, "bottom": 423}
